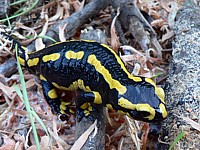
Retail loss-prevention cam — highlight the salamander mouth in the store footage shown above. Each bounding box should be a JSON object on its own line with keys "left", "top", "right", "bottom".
{"left": 129, "top": 110, "right": 150, "bottom": 122}
{"left": 129, "top": 110, "right": 165, "bottom": 122}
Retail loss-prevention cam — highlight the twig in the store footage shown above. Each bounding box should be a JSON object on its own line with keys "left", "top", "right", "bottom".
{"left": 27, "top": 0, "right": 109, "bottom": 50}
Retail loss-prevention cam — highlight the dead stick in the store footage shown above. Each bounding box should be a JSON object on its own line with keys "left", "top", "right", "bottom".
{"left": 27, "top": 0, "right": 109, "bottom": 50}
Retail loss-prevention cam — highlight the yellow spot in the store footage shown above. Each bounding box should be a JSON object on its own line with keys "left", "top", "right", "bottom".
{"left": 101, "top": 44, "right": 142, "bottom": 82}
{"left": 42, "top": 53, "right": 60, "bottom": 62}
{"left": 69, "top": 109, "right": 75, "bottom": 114}
{"left": 60, "top": 103, "right": 67, "bottom": 111}
{"left": 87, "top": 54, "right": 127, "bottom": 94}
{"left": 66, "top": 81, "right": 78, "bottom": 91}
{"left": 80, "top": 103, "right": 89, "bottom": 109}
{"left": 155, "top": 87, "right": 165, "bottom": 103}
{"left": 48, "top": 89, "right": 58, "bottom": 99}
{"left": 63, "top": 101, "right": 72, "bottom": 106}
{"left": 65, "top": 51, "right": 84, "bottom": 60}
{"left": 40, "top": 74, "right": 46, "bottom": 81}
{"left": 88, "top": 104, "right": 93, "bottom": 111}
{"left": 60, "top": 100, "right": 74, "bottom": 114}
{"left": 18, "top": 56, "right": 25, "bottom": 66}
{"left": 118, "top": 97, "right": 136, "bottom": 110}
{"left": 106, "top": 104, "right": 113, "bottom": 110}
{"left": 93, "top": 92, "right": 102, "bottom": 104}
{"left": 60, "top": 109, "right": 66, "bottom": 114}
{"left": 61, "top": 101, "right": 71, "bottom": 106}
{"left": 27, "top": 58, "right": 39, "bottom": 67}
{"left": 159, "top": 103, "right": 168, "bottom": 118}
{"left": 136, "top": 104, "right": 155, "bottom": 120}
{"left": 84, "top": 110, "right": 90, "bottom": 116}
{"left": 77, "top": 79, "right": 91, "bottom": 91}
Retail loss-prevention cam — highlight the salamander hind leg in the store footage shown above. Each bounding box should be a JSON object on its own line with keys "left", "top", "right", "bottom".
{"left": 76, "top": 91, "right": 103, "bottom": 122}
{"left": 40, "top": 75, "right": 74, "bottom": 120}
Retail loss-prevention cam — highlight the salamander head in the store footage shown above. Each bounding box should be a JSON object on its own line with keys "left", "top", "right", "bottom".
{"left": 117, "top": 80, "right": 167, "bottom": 122}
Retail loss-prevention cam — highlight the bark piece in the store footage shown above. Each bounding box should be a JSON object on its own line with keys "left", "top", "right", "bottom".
{"left": 109, "top": 0, "right": 163, "bottom": 58}
{"left": 0, "top": 0, "right": 10, "bottom": 18}
{"left": 159, "top": 1, "right": 200, "bottom": 149}
{"left": 0, "top": 58, "right": 17, "bottom": 77}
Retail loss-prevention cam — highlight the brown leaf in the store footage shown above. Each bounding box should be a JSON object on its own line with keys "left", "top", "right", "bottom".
{"left": 0, "top": 134, "right": 15, "bottom": 150}
{"left": 168, "top": 1, "right": 179, "bottom": 29}
{"left": 69, "top": 0, "right": 85, "bottom": 12}
{"left": 59, "top": 24, "right": 67, "bottom": 42}
{"left": 161, "top": 0, "right": 170, "bottom": 12}
{"left": 110, "top": 7, "right": 120, "bottom": 52}
{"left": 36, "top": 14, "right": 49, "bottom": 51}
{"left": 0, "top": 82, "right": 14, "bottom": 99}
{"left": 162, "top": 30, "right": 174, "bottom": 42}
{"left": 151, "top": 19, "right": 166, "bottom": 28}
{"left": 61, "top": 1, "right": 71, "bottom": 19}
{"left": 182, "top": 117, "right": 200, "bottom": 132}
{"left": 49, "top": 2, "right": 64, "bottom": 21}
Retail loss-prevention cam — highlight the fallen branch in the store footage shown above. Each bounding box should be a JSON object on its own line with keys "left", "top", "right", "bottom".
{"left": 109, "top": 0, "right": 163, "bottom": 58}
{"left": 27, "top": 0, "right": 109, "bottom": 50}
{"left": 160, "top": 1, "right": 200, "bottom": 149}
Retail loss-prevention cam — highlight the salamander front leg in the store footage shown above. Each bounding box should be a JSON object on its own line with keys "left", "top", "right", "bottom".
{"left": 76, "top": 91, "right": 103, "bottom": 122}
{"left": 40, "top": 75, "right": 74, "bottom": 119}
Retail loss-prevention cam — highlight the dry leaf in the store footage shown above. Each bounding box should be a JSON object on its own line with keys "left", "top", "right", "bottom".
{"left": 182, "top": 117, "right": 200, "bottom": 132}
{"left": 61, "top": 1, "right": 71, "bottom": 18}
{"left": 35, "top": 14, "right": 49, "bottom": 51}
{"left": 151, "top": 19, "right": 166, "bottom": 28}
{"left": 0, "top": 134, "right": 15, "bottom": 150}
{"left": 125, "top": 116, "right": 141, "bottom": 150}
{"left": 131, "top": 63, "right": 140, "bottom": 76}
{"left": 168, "top": 1, "right": 179, "bottom": 29}
{"left": 59, "top": 24, "right": 67, "bottom": 42}
{"left": 110, "top": 7, "right": 120, "bottom": 52}
{"left": 48, "top": 126, "right": 70, "bottom": 150}
{"left": 15, "top": 23, "right": 37, "bottom": 45}
{"left": 0, "top": 82, "right": 14, "bottom": 99}
{"left": 162, "top": 30, "right": 174, "bottom": 42}
{"left": 161, "top": 0, "right": 170, "bottom": 12}
{"left": 69, "top": 0, "right": 85, "bottom": 12}
{"left": 49, "top": 1, "right": 64, "bottom": 21}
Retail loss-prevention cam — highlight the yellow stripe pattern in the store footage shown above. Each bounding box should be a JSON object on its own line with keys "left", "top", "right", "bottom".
{"left": 101, "top": 44, "right": 142, "bottom": 82}
{"left": 52, "top": 79, "right": 91, "bottom": 92}
{"left": 87, "top": 54, "right": 127, "bottom": 95}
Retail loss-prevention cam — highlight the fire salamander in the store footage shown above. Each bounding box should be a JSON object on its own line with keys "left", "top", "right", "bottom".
{"left": 2, "top": 33, "right": 167, "bottom": 122}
